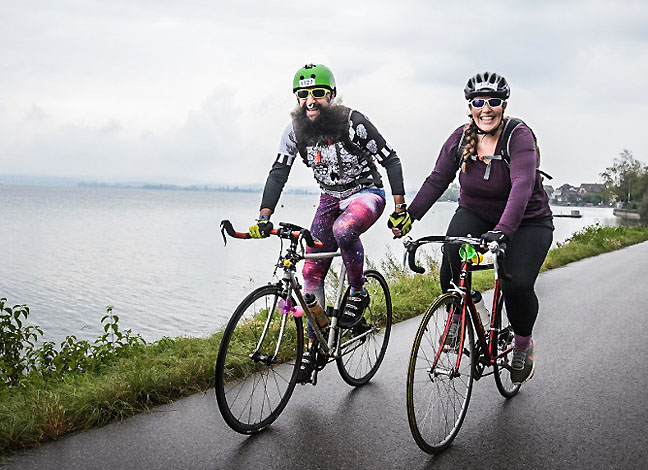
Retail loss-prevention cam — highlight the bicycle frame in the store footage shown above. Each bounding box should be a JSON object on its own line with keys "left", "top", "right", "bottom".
{"left": 246, "top": 236, "right": 377, "bottom": 367}
{"left": 440, "top": 260, "right": 510, "bottom": 375}
{"left": 217, "top": 219, "right": 393, "bottom": 433}
{"left": 404, "top": 235, "right": 513, "bottom": 377}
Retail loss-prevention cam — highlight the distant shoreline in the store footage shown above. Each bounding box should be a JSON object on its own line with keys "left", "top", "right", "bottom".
{"left": 1, "top": 179, "right": 453, "bottom": 200}
{"left": 1, "top": 178, "right": 608, "bottom": 207}
{"left": 77, "top": 182, "right": 321, "bottom": 194}
{"left": 0, "top": 178, "right": 320, "bottom": 195}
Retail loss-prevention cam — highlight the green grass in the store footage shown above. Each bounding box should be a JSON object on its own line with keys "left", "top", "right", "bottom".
{"left": 0, "top": 335, "right": 222, "bottom": 453}
{"left": 1, "top": 223, "right": 648, "bottom": 455}
{"left": 542, "top": 223, "right": 648, "bottom": 270}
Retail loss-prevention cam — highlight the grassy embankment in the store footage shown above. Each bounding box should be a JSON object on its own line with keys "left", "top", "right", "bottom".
{"left": 1, "top": 223, "right": 648, "bottom": 454}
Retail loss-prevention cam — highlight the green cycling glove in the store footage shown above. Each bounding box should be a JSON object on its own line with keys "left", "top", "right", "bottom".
{"left": 387, "top": 210, "right": 413, "bottom": 236}
{"left": 249, "top": 219, "right": 273, "bottom": 238}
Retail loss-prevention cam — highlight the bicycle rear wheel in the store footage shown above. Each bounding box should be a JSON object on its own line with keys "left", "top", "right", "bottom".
{"left": 406, "top": 293, "right": 475, "bottom": 454}
{"left": 493, "top": 298, "right": 521, "bottom": 398}
{"left": 336, "top": 269, "right": 392, "bottom": 387}
{"left": 336, "top": 270, "right": 392, "bottom": 386}
{"left": 215, "top": 284, "right": 304, "bottom": 434}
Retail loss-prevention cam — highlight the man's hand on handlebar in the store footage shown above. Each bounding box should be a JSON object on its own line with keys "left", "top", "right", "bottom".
{"left": 388, "top": 210, "right": 413, "bottom": 238}
{"left": 249, "top": 218, "right": 273, "bottom": 238}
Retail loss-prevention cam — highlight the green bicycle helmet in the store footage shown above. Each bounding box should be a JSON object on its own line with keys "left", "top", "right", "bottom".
{"left": 292, "top": 64, "right": 336, "bottom": 93}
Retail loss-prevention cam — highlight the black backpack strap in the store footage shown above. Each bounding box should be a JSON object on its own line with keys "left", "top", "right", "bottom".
{"left": 538, "top": 170, "right": 553, "bottom": 180}
{"left": 500, "top": 117, "right": 553, "bottom": 180}
{"left": 499, "top": 117, "right": 523, "bottom": 165}
{"left": 455, "top": 127, "right": 467, "bottom": 170}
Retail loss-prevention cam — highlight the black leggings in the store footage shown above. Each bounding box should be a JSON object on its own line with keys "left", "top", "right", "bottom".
{"left": 440, "top": 207, "right": 553, "bottom": 337}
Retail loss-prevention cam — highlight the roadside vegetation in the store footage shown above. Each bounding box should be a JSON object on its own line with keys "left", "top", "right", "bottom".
{"left": 2, "top": 223, "right": 648, "bottom": 455}
{"left": 600, "top": 150, "right": 648, "bottom": 220}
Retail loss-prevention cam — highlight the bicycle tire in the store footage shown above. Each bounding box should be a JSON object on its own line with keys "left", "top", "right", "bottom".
{"left": 215, "top": 284, "right": 304, "bottom": 434}
{"left": 493, "top": 298, "right": 521, "bottom": 398}
{"left": 336, "top": 270, "right": 392, "bottom": 386}
{"left": 406, "top": 293, "right": 475, "bottom": 454}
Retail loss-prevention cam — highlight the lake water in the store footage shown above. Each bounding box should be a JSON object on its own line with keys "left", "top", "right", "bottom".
{"left": 0, "top": 185, "right": 620, "bottom": 344}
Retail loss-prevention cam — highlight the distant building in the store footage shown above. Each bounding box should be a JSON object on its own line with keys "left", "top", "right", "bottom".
{"left": 543, "top": 185, "right": 554, "bottom": 199}
{"left": 552, "top": 184, "right": 580, "bottom": 205}
{"left": 578, "top": 183, "right": 605, "bottom": 194}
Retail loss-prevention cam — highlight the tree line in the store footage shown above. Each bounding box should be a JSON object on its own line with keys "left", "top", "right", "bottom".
{"left": 600, "top": 149, "right": 648, "bottom": 220}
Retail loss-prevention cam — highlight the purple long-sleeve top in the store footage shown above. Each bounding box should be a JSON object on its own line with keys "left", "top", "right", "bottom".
{"left": 408, "top": 123, "right": 552, "bottom": 238}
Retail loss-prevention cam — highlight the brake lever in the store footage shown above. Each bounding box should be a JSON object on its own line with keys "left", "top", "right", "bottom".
{"left": 402, "top": 236, "right": 413, "bottom": 270}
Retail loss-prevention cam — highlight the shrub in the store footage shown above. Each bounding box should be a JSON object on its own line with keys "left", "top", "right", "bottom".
{"left": 0, "top": 302, "right": 146, "bottom": 389}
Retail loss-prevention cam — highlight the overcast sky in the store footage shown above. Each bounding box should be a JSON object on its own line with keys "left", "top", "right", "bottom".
{"left": 1, "top": 0, "right": 646, "bottom": 190}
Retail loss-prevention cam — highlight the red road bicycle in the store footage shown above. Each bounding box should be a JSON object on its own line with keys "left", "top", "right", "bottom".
{"left": 404, "top": 235, "right": 520, "bottom": 454}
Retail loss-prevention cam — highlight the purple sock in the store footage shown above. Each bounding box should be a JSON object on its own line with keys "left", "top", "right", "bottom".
{"left": 514, "top": 334, "right": 532, "bottom": 350}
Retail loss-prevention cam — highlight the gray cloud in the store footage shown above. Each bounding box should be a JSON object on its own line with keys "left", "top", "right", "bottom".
{"left": 0, "top": 0, "right": 646, "bottom": 190}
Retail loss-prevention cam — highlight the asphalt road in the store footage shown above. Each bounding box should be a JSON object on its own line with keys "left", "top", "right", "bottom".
{"left": 3, "top": 242, "right": 647, "bottom": 470}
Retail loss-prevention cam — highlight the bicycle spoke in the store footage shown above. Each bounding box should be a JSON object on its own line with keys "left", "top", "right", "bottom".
{"left": 407, "top": 295, "right": 475, "bottom": 454}
{"left": 215, "top": 286, "right": 303, "bottom": 434}
{"left": 493, "top": 302, "right": 521, "bottom": 398}
{"left": 336, "top": 270, "right": 392, "bottom": 386}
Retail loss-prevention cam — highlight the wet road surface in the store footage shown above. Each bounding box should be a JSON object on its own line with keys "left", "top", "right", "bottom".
{"left": 3, "top": 242, "right": 647, "bottom": 469}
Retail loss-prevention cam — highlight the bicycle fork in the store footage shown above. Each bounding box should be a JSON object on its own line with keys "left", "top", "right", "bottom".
{"left": 246, "top": 289, "right": 291, "bottom": 366}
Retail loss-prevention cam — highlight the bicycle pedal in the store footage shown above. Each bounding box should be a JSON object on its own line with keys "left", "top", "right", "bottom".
{"left": 315, "top": 353, "right": 328, "bottom": 369}
{"left": 353, "top": 318, "right": 372, "bottom": 336}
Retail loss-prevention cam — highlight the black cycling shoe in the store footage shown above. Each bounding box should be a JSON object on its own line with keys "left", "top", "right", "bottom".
{"left": 296, "top": 350, "right": 314, "bottom": 384}
{"left": 339, "top": 291, "right": 370, "bottom": 329}
{"left": 353, "top": 317, "right": 372, "bottom": 336}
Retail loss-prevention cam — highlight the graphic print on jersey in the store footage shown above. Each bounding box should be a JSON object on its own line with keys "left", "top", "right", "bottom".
{"left": 306, "top": 143, "right": 365, "bottom": 186}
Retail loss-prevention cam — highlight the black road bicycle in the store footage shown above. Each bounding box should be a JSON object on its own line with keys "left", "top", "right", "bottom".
{"left": 215, "top": 220, "right": 392, "bottom": 434}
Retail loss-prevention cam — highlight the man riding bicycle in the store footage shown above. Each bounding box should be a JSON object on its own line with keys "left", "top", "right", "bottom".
{"left": 250, "top": 64, "right": 407, "bottom": 380}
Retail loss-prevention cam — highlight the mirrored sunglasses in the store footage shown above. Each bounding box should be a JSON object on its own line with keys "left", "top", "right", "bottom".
{"left": 295, "top": 88, "right": 330, "bottom": 99}
{"left": 470, "top": 97, "right": 504, "bottom": 108}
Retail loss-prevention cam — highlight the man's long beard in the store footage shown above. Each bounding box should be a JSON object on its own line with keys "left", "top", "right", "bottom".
{"left": 291, "top": 102, "right": 348, "bottom": 145}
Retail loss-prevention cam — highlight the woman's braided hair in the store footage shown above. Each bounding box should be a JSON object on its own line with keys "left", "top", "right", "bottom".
{"left": 460, "top": 121, "right": 479, "bottom": 173}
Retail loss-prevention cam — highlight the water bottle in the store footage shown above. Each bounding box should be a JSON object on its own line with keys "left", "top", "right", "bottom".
{"left": 471, "top": 290, "right": 490, "bottom": 331}
{"left": 305, "top": 293, "right": 329, "bottom": 328}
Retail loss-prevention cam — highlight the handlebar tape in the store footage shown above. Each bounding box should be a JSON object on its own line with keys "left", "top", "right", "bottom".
{"left": 496, "top": 243, "right": 513, "bottom": 281}
{"left": 407, "top": 243, "right": 426, "bottom": 274}
{"left": 220, "top": 220, "right": 250, "bottom": 245}
{"left": 301, "top": 229, "right": 316, "bottom": 248}
{"left": 220, "top": 219, "right": 323, "bottom": 248}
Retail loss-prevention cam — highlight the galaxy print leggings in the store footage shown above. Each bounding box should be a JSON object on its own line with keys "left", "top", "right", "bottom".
{"left": 302, "top": 189, "right": 386, "bottom": 308}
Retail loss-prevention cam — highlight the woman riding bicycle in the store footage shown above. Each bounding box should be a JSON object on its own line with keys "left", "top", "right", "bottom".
{"left": 391, "top": 71, "right": 553, "bottom": 385}
{"left": 251, "top": 64, "right": 406, "bottom": 378}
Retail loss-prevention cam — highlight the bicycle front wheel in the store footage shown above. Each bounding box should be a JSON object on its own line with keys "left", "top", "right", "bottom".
{"left": 493, "top": 298, "right": 521, "bottom": 398}
{"left": 406, "top": 293, "right": 475, "bottom": 454}
{"left": 215, "top": 284, "right": 304, "bottom": 434}
{"left": 336, "top": 270, "right": 392, "bottom": 386}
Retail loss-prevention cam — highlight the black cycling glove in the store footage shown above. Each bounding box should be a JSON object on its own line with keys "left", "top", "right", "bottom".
{"left": 480, "top": 230, "right": 508, "bottom": 246}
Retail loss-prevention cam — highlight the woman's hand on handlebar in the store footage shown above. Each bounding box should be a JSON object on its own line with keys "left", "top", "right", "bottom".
{"left": 480, "top": 230, "right": 508, "bottom": 247}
